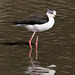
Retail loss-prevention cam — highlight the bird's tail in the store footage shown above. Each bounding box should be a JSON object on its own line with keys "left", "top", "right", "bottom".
{"left": 13, "top": 24, "right": 23, "bottom": 26}
{"left": 0, "top": 22, "right": 24, "bottom": 26}
{"left": 7, "top": 22, "right": 17, "bottom": 25}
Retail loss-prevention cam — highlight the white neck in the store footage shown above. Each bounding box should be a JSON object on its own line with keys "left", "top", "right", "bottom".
{"left": 46, "top": 12, "right": 55, "bottom": 29}
{"left": 46, "top": 12, "right": 54, "bottom": 20}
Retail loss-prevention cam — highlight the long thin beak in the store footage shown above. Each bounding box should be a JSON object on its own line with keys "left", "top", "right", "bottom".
{"left": 56, "top": 16, "right": 64, "bottom": 21}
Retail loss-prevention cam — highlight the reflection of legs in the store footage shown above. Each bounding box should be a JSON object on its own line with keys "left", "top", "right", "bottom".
{"left": 35, "top": 36, "right": 38, "bottom": 59}
{"left": 29, "top": 31, "right": 36, "bottom": 58}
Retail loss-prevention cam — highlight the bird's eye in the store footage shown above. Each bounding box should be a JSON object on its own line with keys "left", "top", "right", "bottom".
{"left": 51, "top": 12, "right": 53, "bottom": 14}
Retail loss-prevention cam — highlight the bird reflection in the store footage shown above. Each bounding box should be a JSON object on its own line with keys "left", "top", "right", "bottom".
{"left": 25, "top": 56, "right": 56, "bottom": 75}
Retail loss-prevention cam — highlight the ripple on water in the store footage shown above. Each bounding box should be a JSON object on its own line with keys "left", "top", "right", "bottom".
{"left": 0, "top": 0, "right": 75, "bottom": 75}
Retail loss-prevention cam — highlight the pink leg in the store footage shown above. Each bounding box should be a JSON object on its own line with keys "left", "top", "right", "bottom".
{"left": 29, "top": 31, "right": 36, "bottom": 58}
{"left": 35, "top": 36, "right": 38, "bottom": 59}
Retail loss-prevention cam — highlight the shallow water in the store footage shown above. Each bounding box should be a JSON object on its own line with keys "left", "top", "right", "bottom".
{"left": 0, "top": 0, "right": 75, "bottom": 75}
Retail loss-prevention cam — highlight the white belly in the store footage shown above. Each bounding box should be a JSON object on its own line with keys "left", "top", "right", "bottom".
{"left": 25, "top": 18, "right": 55, "bottom": 32}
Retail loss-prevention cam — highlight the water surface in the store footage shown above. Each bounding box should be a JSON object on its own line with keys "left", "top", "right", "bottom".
{"left": 0, "top": 0, "right": 75, "bottom": 75}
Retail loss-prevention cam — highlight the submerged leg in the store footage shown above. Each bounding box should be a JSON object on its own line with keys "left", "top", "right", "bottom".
{"left": 29, "top": 31, "right": 36, "bottom": 58}
{"left": 35, "top": 36, "right": 39, "bottom": 59}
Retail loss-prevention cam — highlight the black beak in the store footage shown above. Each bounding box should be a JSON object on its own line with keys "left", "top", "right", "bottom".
{"left": 56, "top": 16, "right": 64, "bottom": 21}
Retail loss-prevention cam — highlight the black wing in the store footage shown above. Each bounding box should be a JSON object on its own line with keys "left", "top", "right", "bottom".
{"left": 11, "top": 14, "right": 49, "bottom": 25}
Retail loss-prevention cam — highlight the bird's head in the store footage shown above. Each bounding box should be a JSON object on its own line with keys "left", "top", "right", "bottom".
{"left": 46, "top": 9, "right": 64, "bottom": 21}
{"left": 46, "top": 9, "right": 56, "bottom": 18}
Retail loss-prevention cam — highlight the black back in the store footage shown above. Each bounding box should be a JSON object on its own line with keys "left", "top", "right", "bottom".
{"left": 12, "top": 14, "right": 49, "bottom": 25}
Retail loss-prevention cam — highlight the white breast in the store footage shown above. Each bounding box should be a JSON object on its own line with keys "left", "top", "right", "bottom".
{"left": 25, "top": 17, "right": 55, "bottom": 32}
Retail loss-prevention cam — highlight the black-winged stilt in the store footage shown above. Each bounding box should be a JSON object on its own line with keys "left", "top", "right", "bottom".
{"left": 10, "top": 9, "right": 62, "bottom": 58}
